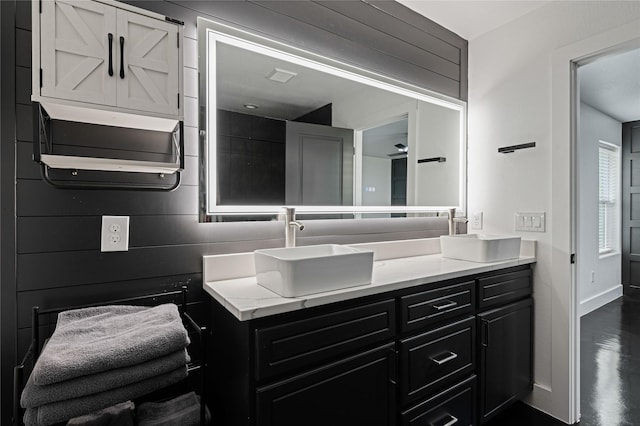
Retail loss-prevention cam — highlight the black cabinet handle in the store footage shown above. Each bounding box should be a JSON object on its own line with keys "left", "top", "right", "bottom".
{"left": 107, "top": 33, "right": 113, "bottom": 76}
{"left": 482, "top": 320, "right": 490, "bottom": 347}
{"left": 429, "top": 351, "right": 458, "bottom": 366}
{"left": 429, "top": 414, "right": 459, "bottom": 426}
{"left": 431, "top": 300, "right": 457, "bottom": 311}
{"left": 119, "top": 36, "right": 125, "bottom": 79}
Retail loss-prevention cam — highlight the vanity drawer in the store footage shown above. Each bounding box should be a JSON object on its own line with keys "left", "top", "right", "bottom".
{"left": 255, "top": 299, "right": 396, "bottom": 381}
{"left": 400, "top": 281, "right": 475, "bottom": 333}
{"left": 401, "top": 375, "right": 476, "bottom": 426}
{"left": 400, "top": 316, "right": 475, "bottom": 406}
{"left": 477, "top": 268, "right": 532, "bottom": 309}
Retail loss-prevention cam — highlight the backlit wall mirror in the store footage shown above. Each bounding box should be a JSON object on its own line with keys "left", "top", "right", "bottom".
{"left": 198, "top": 18, "right": 467, "bottom": 219}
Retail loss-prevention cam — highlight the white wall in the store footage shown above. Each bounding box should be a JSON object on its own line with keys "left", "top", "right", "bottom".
{"left": 578, "top": 102, "right": 622, "bottom": 316}
{"left": 362, "top": 156, "right": 391, "bottom": 205}
{"left": 467, "top": 2, "right": 640, "bottom": 422}
{"left": 414, "top": 100, "right": 461, "bottom": 206}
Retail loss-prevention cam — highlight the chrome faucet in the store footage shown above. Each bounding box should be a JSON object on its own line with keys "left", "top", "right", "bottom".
{"left": 447, "top": 208, "right": 468, "bottom": 235}
{"left": 282, "top": 207, "right": 305, "bottom": 247}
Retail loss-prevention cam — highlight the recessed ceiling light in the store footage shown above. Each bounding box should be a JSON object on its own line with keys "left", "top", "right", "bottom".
{"left": 267, "top": 68, "right": 297, "bottom": 84}
{"left": 244, "top": 104, "right": 259, "bottom": 110}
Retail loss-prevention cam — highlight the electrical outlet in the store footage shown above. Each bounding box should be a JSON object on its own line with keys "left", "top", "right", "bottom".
{"left": 471, "top": 212, "right": 483, "bottom": 230}
{"left": 101, "top": 216, "right": 129, "bottom": 252}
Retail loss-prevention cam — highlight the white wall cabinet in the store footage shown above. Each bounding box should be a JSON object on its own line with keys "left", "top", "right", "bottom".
{"left": 31, "top": 0, "right": 184, "bottom": 180}
{"left": 33, "top": 0, "right": 183, "bottom": 130}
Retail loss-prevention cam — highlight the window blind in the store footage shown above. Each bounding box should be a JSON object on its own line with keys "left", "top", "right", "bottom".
{"left": 599, "top": 142, "right": 619, "bottom": 254}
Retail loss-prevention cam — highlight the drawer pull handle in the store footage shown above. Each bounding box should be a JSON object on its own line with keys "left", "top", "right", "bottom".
{"left": 429, "top": 414, "right": 459, "bottom": 426}
{"left": 482, "top": 320, "right": 490, "bottom": 347}
{"left": 119, "top": 36, "right": 125, "bottom": 79}
{"left": 108, "top": 33, "right": 113, "bottom": 77}
{"left": 430, "top": 351, "right": 458, "bottom": 365}
{"left": 432, "top": 300, "right": 458, "bottom": 311}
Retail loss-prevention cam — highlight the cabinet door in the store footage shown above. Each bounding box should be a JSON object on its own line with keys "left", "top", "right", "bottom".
{"left": 477, "top": 299, "right": 533, "bottom": 424}
{"left": 256, "top": 343, "right": 396, "bottom": 426}
{"left": 40, "top": 0, "right": 117, "bottom": 106}
{"left": 116, "top": 10, "right": 180, "bottom": 115}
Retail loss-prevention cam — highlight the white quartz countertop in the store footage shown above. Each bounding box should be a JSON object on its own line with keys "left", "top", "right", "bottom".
{"left": 203, "top": 238, "right": 536, "bottom": 321}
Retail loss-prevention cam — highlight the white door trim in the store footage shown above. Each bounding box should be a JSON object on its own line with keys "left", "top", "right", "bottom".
{"left": 552, "top": 18, "right": 640, "bottom": 424}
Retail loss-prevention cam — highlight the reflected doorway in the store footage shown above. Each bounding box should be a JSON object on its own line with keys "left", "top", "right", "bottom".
{"left": 358, "top": 116, "right": 408, "bottom": 218}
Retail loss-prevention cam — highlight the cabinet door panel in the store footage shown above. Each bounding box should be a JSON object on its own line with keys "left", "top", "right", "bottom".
{"left": 401, "top": 280, "right": 475, "bottom": 333}
{"left": 478, "top": 299, "right": 533, "bottom": 423}
{"left": 256, "top": 343, "right": 396, "bottom": 426}
{"left": 477, "top": 268, "right": 531, "bottom": 309}
{"left": 255, "top": 299, "right": 395, "bottom": 381}
{"left": 116, "top": 10, "right": 179, "bottom": 115}
{"left": 41, "top": 0, "right": 117, "bottom": 105}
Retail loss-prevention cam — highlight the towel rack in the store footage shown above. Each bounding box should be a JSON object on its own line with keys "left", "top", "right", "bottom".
{"left": 13, "top": 286, "right": 208, "bottom": 426}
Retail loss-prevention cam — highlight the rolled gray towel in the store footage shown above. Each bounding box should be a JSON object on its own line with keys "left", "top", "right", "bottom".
{"left": 22, "top": 349, "right": 190, "bottom": 408}
{"left": 65, "top": 400, "right": 135, "bottom": 426}
{"left": 31, "top": 304, "right": 189, "bottom": 386}
{"left": 136, "top": 392, "right": 207, "bottom": 426}
{"left": 24, "top": 366, "right": 187, "bottom": 426}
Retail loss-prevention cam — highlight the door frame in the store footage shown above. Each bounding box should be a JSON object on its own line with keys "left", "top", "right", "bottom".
{"left": 354, "top": 114, "right": 410, "bottom": 208}
{"left": 552, "top": 18, "right": 640, "bottom": 424}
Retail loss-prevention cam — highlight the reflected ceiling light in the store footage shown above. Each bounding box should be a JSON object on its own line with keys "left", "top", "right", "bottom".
{"left": 244, "top": 103, "right": 259, "bottom": 109}
{"left": 395, "top": 143, "right": 408, "bottom": 152}
{"left": 267, "top": 68, "right": 298, "bottom": 83}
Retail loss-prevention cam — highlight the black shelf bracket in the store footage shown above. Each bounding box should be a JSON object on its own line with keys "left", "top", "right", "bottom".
{"left": 32, "top": 102, "right": 184, "bottom": 191}
{"left": 418, "top": 157, "right": 446, "bottom": 164}
{"left": 498, "top": 142, "right": 536, "bottom": 154}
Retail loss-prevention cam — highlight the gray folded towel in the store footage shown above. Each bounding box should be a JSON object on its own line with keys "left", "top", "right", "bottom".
{"left": 136, "top": 392, "right": 207, "bottom": 426}
{"left": 24, "top": 366, "right": 187, "bottom": 426}
{"left": 31, "top": 304, "right": 189, "bottom": 386}
{"left": 65, "top": 400, "right": 135, "bottom": 426}
{"left": 22, "top": 349, "right": 190, "bottom": 408}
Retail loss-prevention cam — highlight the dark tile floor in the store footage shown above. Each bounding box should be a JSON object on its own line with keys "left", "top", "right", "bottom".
{"left": 580, "top": 296, "right": 640, "bottom": 426}
{"left": 486, "top": 296, "right": 640, "bottom": 426}
{"left": 484, "top": 401, "right": 566, "bottom": 426}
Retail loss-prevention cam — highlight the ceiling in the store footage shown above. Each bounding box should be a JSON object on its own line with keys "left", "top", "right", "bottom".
{"left": 216, "top": 42, "right": 373, "bottom": 120}
{"left": 398, "top": 0, "right": 640, "bottom": 123}
{"left": 579, "top": 48, "right": 640, "bottom": 123}
{"left": 397, "top": 0, "right": 550, "bottom": 41}
{"left": 362, "top": 118, "right": 409, "bottom": 159}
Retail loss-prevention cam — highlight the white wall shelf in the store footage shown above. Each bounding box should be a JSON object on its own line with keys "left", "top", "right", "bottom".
{"left": 40, "top": 154, "right": 181, "bottom": 174}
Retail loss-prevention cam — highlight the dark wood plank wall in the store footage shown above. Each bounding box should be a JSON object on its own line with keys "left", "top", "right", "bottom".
{"left": 0, "top": 1, "right": 467, "bottom": 422}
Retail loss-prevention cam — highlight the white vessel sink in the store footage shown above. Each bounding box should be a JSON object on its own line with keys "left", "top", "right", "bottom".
{"left": 440, "top": 234, "right": 521, "bottom": 263}
{"left": 254, "top": 244, "right": 374, "bottom": 297}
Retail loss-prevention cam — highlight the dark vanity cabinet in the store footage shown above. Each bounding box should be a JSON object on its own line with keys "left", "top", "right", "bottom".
{"left": 209, "top": 264, "right": 533, "bottom": 426}
{"left": 477, "top": 268, "right": 534, "bottom": 424}
{"left": 256, "top": 343, "right": 396, "bottom": 426}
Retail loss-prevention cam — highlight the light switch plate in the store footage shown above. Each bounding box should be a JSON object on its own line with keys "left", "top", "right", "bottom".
{"left": 515, "top": 212, "right": 545, "bottom": 232}
{"left": 471, "top": 212, "right": 483, "bottom": 230}
{"left": 101, "top": 216, "right": 130, "bottom": 252}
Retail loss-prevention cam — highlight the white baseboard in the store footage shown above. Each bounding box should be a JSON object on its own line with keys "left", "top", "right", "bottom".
{"left": 580, "top": 285, "right": 623, "bottom": 317}
{"left": 524, "top": 384, "right": 571, "bottom": 424}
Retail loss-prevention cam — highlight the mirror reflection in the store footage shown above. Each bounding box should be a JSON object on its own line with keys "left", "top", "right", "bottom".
{"left": 201, "top": 20, "right": 466, "bottom": 216}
